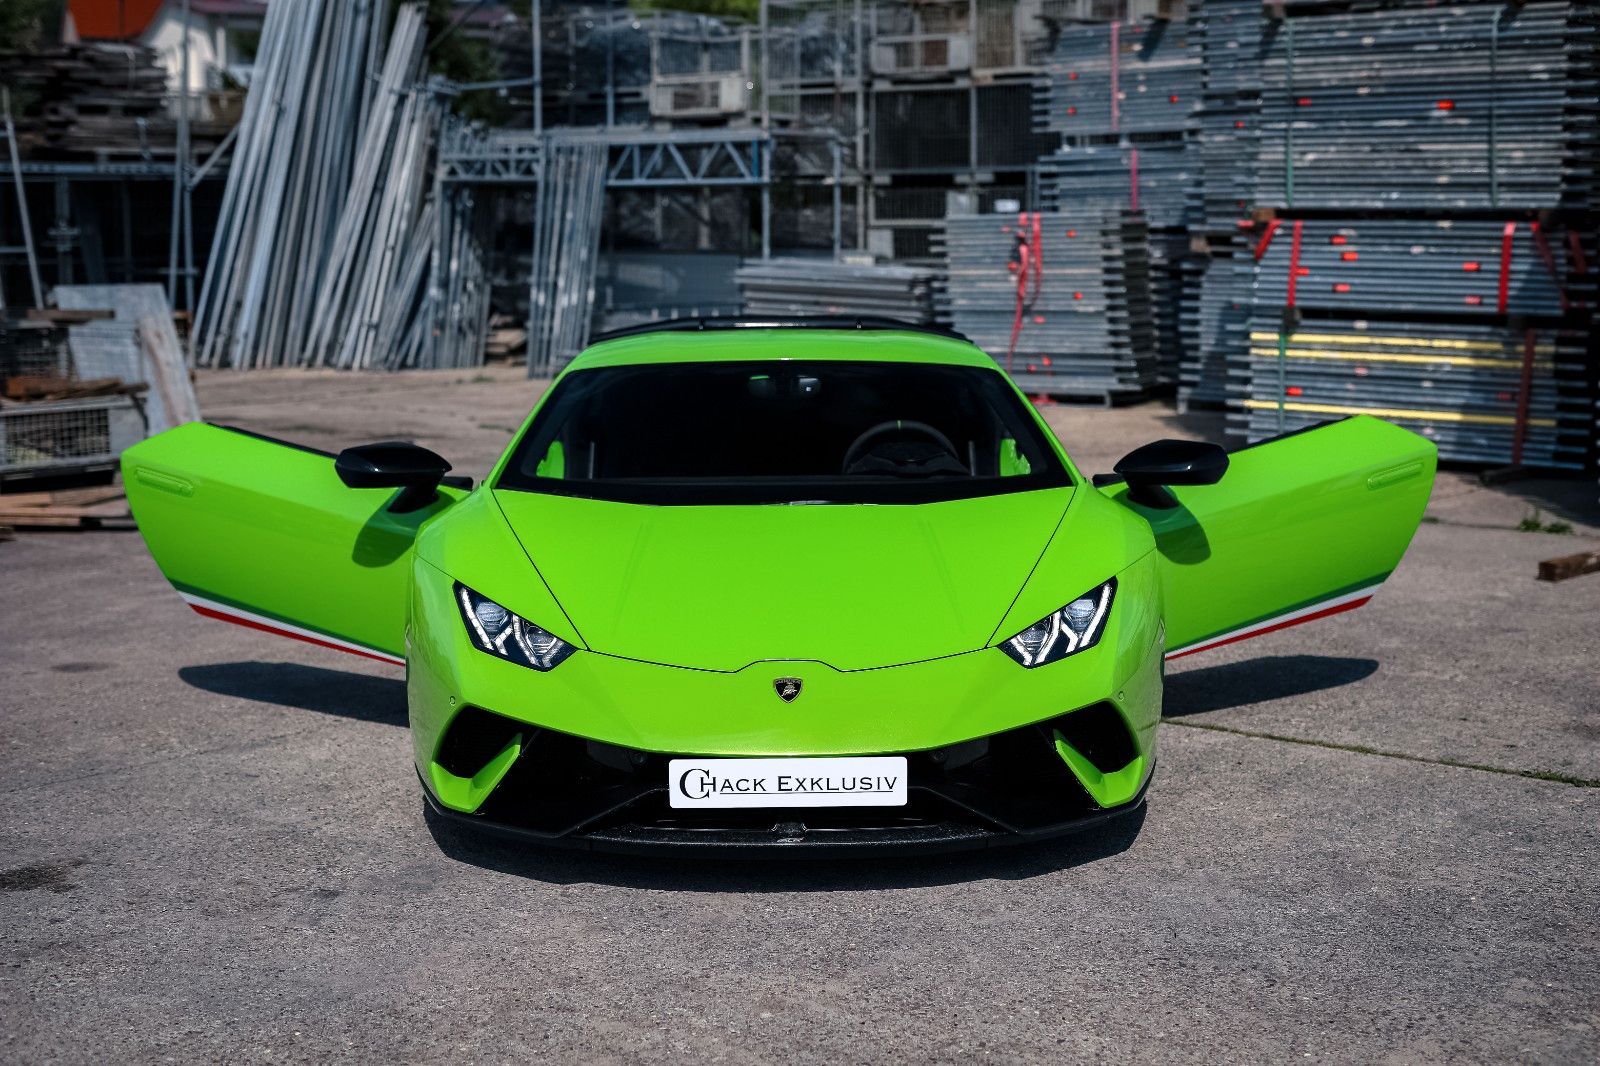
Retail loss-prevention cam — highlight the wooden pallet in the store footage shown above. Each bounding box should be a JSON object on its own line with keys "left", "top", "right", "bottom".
{"left": 0, "top": 486, "right": 134, "bottom": 531}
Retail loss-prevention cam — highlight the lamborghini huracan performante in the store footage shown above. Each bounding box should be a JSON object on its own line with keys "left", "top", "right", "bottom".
{"left": 122, "top": 319, "right": 1436, "bottom": 855}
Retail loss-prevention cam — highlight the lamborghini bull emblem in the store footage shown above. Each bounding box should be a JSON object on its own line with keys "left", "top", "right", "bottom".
{"left": 773, "top": 677, "right": 803, "bottom": 703}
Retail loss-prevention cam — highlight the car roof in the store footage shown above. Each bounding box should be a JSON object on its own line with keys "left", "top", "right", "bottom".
{"left": 566, "top": 319, "right": 999, "bottom": 374}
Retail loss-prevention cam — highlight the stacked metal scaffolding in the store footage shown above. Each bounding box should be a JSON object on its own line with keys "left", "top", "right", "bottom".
{"left": 527, "top": 140, "right": 609, "bottom": 376}
{"left": 938, "top": 209, "right": 1158, "bottom": 399}
{"left": 1037, "top": 18, "right": 1202, "bottom": 138}
{"left": 1178, "top": 0, "right": 1267, "bottom": 408}
{"left": 193, "top": 0, "right": 406, "bottom": 368}
{"left": 1238, "top": 1, "right": 1600, "bottom": 470}
{"left": 1237, "top": 320, "right": 1594, "bottom": 470}
{"left": 305, "top": 12, "right": 438, "bottom": 370}
{"left": 736, "top": 256, "right": 937, "bottom": 320}
{"left": 1256, "top": 2, "right": 1600, "bottom": 212}
{"left": 1034, "top": 18, "right": 1201, "bottom": 385}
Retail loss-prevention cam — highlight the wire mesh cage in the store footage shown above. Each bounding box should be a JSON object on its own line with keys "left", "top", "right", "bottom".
{"left": 0, "top": 396, "right": 145, "bottom": 476}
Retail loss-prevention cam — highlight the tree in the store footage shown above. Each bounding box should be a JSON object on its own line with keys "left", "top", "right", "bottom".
{"left": 0, "top": 0, "right": 64, "bottom": 54}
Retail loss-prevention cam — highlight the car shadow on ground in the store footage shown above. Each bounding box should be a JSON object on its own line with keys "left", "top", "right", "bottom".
{"left": 1162, "top": 654, "right": 1378, "bottom": 718}
{"left": 175, "top": 653, "right": 1375, "bottom": 888}
{"left": 422, "top": 801, "right": 1149, "bottom": 891}
{"left": 178, "top": 661, "right": 407, "bottom": 726}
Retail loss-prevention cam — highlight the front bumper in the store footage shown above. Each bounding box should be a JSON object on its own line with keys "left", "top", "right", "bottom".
{"left": 407, "top": 553, "right": 1164, "bottom": 855}
{"left": 420, "top": 708, "right": 1154, "bottom": 856}
{"left": 424, "top": 768, "right": 1152, "bottom": 857}
{"left": 416, "top": 691, "right": 1157, "bottom": 855}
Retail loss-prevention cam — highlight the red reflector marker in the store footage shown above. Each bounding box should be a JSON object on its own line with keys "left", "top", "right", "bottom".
{"left": 1333, "top": 283, "right": 1352, "bottom": 293}
{"left": 1235, "top": 120, "right": 1246, "bottom": 129}
{"left": 1073, "top": 291, "right": 1084, "bottom": 300}
{"left": 1069, "top": 71, "right": 1078, "bottom": 81}
{"left": 1341, "top": 251, "right": 1359, "bottom": 261}
{"left": 1033, "top": 315, "right": 1045, "bottom": 324}
{"left": 1169, "top": 95, "right": 1180, "bottom": 103}
{"left": 1067, "top": 107, "right": 1077, "bottom": 115}
{"left": 1295, "top": 266, "right": 1310, "bottom": 276}
{"left": 1042, "top": 356, "right": 1052, "bottom": 366}
{"left": 1465, "top": 295, "right": 1483, "bottom": 305}
{"left": 1462, "top": 261, "right": 1480, "bottom": 272}
{"left": 1296, "top": 97, "right": 1312, "bottom": 106}
{"left": 1330, "top": 234, "right": 1348, "bottom": 245}
{"left": 1286, "top": 386, "right": 1304, "bottom": 397}
{"left": 1437, "top": 100, "right": 1455, "bottom": 111}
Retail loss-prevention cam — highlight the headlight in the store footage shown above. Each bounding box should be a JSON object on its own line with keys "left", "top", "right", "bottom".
{"left": 454, "top": 582, "right": 575, "bottom": 671}
{"left": 999, "top": 578, "right": 1116, "bottom": 668}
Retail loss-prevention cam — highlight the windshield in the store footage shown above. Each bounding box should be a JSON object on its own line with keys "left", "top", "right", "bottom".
{"left": 498, "top": 360, "right": 1071, "bottom": 504}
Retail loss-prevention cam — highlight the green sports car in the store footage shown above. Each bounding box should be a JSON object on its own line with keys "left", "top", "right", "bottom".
{"left": 122, "top": 318, "right": 1436, "bottom": 854}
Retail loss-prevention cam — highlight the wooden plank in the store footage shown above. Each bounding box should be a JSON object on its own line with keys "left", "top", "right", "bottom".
{"left": 0, "top": 491, "right": 59, "bottom": 508}
{"left": 1537, "top": 549, "right": 1600, "bottom": 583}
{"left": 24, "top": 308, "right": 114, "bottom": 324}
{"left": 49, "top": 487, "right": 126, "bottom": 507}
{"left": 0, "top": 509, "right": 93, "bottom": 529}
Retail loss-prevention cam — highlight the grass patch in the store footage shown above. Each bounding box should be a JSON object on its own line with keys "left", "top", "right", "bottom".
{"left": 1517, "top": 508, "right": 1574, "bottom": 535}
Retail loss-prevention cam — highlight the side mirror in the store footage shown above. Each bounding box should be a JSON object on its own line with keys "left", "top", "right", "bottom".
{"left": 335, "top": 441, "right": 452, "bottom": 514}
{"left": 1109, "top": 438, "right": 1229, "bottom": 509}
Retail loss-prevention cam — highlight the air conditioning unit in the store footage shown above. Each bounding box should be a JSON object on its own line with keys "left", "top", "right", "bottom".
{"left": 869, "top": 35, "right": 973, "bottom": 77}
{"left": 649, "top": 74, "right": 749, "bottom": 119}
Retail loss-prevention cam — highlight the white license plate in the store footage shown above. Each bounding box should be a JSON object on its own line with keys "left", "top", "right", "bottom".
{"left": 667, "top": 756, "right": 908, "bottom": 809}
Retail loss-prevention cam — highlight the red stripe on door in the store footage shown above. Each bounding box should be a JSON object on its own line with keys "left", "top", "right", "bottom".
{"left": 1165, "top": 595, "right": 1372, "bottom": 661}
{"left": 188, "top": 604, "right": 403, "bottom": 666}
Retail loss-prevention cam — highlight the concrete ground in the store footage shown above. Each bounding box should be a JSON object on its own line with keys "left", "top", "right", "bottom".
{"left": 2, "top": 366, "right": 1597, "bottom": 1063}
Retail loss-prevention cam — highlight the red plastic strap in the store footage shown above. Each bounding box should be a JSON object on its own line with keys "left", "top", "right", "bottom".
{"left": 1512, "top": 327, "right": 1536, "bottom": 465}
{"left": 1285, "top": 220, "right": 1305, "bottom": 308}
{"left": 1497, "top": 221, "right": 1516, "bottom": 314}
{"left": 1528, "top": 222, "right": 1568, "bottom": 314}
{"left": 1253, "top": 218, "right": 1283, "bottom": 261}
{"left": 1128, "top": 146, "right": 1140, "bottom": 212}
{"left": 1006, "top": 212, "right": 1038, "bottom": 372}
{"left": 1568, "top": 230, "right": 1590, "bottom": 278}
{"left": 1030, "top": 213, "right": 1043, "bottom": 306}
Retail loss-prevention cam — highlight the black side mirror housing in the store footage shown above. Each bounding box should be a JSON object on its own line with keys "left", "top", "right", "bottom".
{"left": 1109, "top": 438, "right": 1229, "bottom": 509}
{"left": 335, "top": 441, "right": 453, "bottom": 514}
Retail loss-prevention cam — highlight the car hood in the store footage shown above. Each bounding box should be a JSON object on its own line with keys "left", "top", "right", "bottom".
{"left": 491, "top": 486, "right": 1074, "bottom": 672}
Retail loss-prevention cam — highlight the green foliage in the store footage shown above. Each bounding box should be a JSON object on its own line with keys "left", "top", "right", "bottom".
{"left": 412, "top": 0, "right": 509, "bottom": 125}
{"left": 1517, "top": 508, "right": 1574, "bottom": 535}
{"left": 0, "top": 0, "right": 62, "bottom": 54}
{"left": 631, "top": 0, "right": 760, "bottom": 20}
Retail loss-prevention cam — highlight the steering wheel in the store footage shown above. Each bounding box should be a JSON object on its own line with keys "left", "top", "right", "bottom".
{"left": 841, "top": 420, "right": 961, "bottom": 474}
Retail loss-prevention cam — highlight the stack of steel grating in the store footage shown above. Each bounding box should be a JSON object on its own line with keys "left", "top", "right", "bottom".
{"left": 1180, "top": 0, "right": 1270, "bottom": 409}
{"left": 1036, "top": 140, "right": 1199, "bottom": 232}
{"left": 1237, "top": 319, "right": 1594, "bottom": 469}
{"left": 735, "top": 258, "right": 938, "bottom": 323}
{"left": 936, "top": 210, "right": 1158, "bottom": 399}
{"left": 1257, "top": 2, "right": 1600, "bottom": 211}
{"left": 1178, "top": 239, "right": 1253, "bottom": 409}
{"left": 1234, "top": 1, "right": 1600, "bottom": 470}
{"left": 1145, "top": 230, "right": 1192, "bottom": 385}
{"left": 1035, "top": 17, "right": 1203, "bottom": 392}
{"left": 1252, "top": 219, "right": 1596, "bottom": 318}
{"left": 1242, "top": 218, "right": 1599, "bottom": 467}
{"left": 1038, "top": 19, "right": 1204, "bottom": 139}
